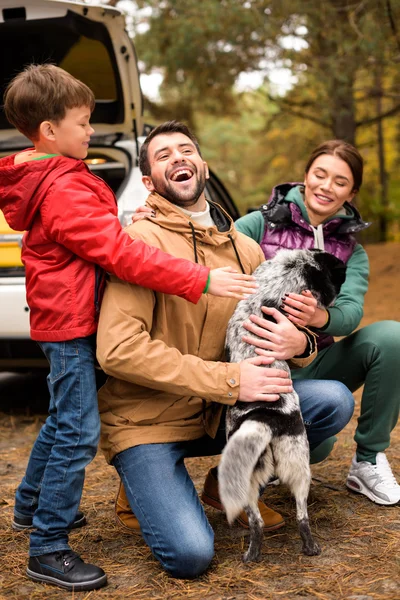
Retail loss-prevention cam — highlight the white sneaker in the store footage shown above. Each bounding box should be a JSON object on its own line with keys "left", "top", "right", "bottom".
{"left": 346, "top": 452, "right": 400, "bottom": 505}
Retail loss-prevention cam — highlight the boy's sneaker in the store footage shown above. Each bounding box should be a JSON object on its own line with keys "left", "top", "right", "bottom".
{"left": 346, "top": 452, "right": 400, "bottom": 505}
{"left": 27, "top": 550, "right": 107, "bottom": 591}
{"left": 12, "top": 510, "right": 86, "bottom": 531}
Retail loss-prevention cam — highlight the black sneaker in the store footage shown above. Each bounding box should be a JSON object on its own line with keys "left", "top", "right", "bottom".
{"left": 27, "top": 550, "right": 107, "bottom": 591}
{"left": 12, "top": 510, "right": 87, "bottom": 531}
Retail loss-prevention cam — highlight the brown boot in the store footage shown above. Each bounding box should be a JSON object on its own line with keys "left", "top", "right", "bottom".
{"left": 115, "top": 481, "right": 141, "bottom": 534}
{"left": 201, "top": 467, "right": 285, "bottom": 531}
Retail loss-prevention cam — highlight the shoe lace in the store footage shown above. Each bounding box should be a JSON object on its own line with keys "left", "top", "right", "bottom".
{"left": 373, "top": 455, "right": 398, "bottom": 486}
{"left": 55, "top": 550, "right": 81, "bottom": 571}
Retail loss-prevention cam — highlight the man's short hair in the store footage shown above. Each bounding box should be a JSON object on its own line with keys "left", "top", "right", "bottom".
{"left": 139, "top": 121, "right": 202, "bottom": 176}
{"left": 3, "top": 63, "right": 95, "bottom": 141}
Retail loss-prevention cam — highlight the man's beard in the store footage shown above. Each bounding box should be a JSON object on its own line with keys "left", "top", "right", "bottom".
{"left": 155, "top": 171, "right": 206, "bottom": 208}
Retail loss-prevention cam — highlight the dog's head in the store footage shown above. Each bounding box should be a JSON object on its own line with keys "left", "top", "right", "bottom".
{"left": 256, "top": 249, "right": 346, "bottom": 312}
{"left": 308, "top": 250, "right": 347, "bottom": 306}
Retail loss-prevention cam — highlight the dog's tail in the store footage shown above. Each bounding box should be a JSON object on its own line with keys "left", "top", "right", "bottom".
{"left": 218, "top": 420, "right": 271, "bottom": 524}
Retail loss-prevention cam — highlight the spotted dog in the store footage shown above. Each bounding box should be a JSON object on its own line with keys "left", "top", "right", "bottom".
{"left": 219, "top": 248, "right": 346, "bottom": 563}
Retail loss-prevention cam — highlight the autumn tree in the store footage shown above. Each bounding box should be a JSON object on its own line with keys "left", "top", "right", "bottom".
{"left": 129, "top": 0, "right": 399, "bottom": 239}
{"left": 133, "top": 1, "right": 399, "bottom": 139}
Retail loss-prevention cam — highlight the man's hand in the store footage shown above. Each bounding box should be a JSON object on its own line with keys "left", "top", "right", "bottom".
{"left": 280, "top": 290, "right": 328, "bottom": 328}
{"left": 208, "top": 267, "right": 258, "bottom": 300}
{"left": 238, "top": 355, "right": 293, "bottom": 402}
{"left": 241, "top": 306, "right": 307, "bottom": 359}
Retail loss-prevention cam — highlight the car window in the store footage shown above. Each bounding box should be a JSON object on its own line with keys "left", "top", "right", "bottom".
{"left": 0, "top": 10, "right": 123, "bottom": 128}
{"left": 60, "top": 36, "right": 117, "bottom": 102}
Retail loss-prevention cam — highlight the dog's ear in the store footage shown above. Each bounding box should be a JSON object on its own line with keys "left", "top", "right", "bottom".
{"left": 303, "top": 253, "right": 347, "bottom": 307}
{"left": 303, "top": 263, "right": 327, "bottom": 299}
{"left": 313, "top": 253, "right": 347, "bottom": 292}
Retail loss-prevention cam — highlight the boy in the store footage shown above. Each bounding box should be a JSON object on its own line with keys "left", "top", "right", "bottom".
{"left": 0, "top": 64, "right": 256, "bottom": 592}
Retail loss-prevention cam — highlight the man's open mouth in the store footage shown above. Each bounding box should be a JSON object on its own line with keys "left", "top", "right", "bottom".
{"left": 170, "top": 168, "right": 193, "bottom": 182}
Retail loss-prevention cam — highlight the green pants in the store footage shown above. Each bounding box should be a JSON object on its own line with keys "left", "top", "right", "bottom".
{"left": 292, "top": 321, "right": 400, "bottom": 463}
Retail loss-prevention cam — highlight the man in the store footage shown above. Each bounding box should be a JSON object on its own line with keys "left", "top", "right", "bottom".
{"left": 96, "top": 121, "right": 354, "bottom": 579}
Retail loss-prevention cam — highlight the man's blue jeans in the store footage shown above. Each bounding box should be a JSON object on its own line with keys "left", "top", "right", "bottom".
{"left": 14, "top": 336, "right": 100, "bottom": 556}
{"left": 113, "top": 379, "right": 354, "bottom": 579}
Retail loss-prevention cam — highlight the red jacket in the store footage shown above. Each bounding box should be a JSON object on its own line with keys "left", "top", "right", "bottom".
{"left": 0, "top": 154, "right": 209, "bottom": 341}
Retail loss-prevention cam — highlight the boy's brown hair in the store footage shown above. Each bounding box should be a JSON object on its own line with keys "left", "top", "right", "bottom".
{"left": 3, "top": 63, "right": 95, "bottom": 141}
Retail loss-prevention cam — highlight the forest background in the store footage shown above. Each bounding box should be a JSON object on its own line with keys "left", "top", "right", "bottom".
{"left": 102, "top": 0, "right": 400, "bottom": 243}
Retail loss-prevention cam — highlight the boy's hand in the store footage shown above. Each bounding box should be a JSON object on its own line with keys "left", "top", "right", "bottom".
{"left": 238, "top": 356, "right": 293, "bottom": 402}
{"left": 130, "top": 205, "right": 155, "bottom": 224}
{"left": 208, "top": 267, "right": 258, "bottom": 299}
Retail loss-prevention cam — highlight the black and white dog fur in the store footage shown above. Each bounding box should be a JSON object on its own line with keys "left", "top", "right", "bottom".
{"left": 219, "top": 248, "right": 346, "bottom": 563}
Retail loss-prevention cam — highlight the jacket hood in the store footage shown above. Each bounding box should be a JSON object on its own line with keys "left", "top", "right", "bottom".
{"left": 0, "top": 153, "right": 86, "bottom": 231}
{"left": 146, "top": 192, "right": 236, "bottom": 242}
{"left": 264, "top": 182, "right": 370, "bottom": 235}
{"left": 144, "top": 192, "right": 246, "bottom": 272}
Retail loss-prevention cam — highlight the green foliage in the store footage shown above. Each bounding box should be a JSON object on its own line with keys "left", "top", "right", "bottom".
{"left": 135, "top": 0, "right": 275, "bottom": 111}
{"left": 133, "top": 0, "right": 400, "bottom": 240}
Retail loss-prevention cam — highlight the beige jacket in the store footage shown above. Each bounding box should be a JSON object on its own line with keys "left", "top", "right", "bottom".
{"left": 97, "top": 193, "right": 315, "bottom": 463}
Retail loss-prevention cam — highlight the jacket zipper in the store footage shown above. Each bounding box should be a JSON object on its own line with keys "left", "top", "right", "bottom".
{"left": 94, "top": 265, "right": 106, "bottom": 315}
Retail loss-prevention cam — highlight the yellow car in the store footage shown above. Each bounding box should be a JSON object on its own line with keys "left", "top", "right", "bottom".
{"left": 0, "top": 211, "right": 40, "bottom": 368}
{"left": 0, "top": 210, "right": 23, "bottom": 268}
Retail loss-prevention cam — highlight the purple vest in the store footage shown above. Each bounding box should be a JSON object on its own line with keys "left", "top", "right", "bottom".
{"left": 260, "top": 203, "right": 356, "bottom": 263}
{"left": 260, "top": 195, "right": 359, "bottom": 352}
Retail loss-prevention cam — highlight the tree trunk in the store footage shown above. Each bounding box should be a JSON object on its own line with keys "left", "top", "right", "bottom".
{"left": 375, "top": 67, "right": 389, "bottom": 242}
{"left": 331, "top": 86, "right": 357, "bottom": 144}
{"left": 314, "top": 3, "right": 359, "bottom": 144}
{"left": 328, "top": 51, "right": 357, "bottom": 143}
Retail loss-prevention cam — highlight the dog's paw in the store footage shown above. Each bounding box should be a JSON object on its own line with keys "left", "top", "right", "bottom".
{"left": 243, "top": 549, "right": 262, "bottom": 563}
{"left": 302, "top": 540, "right": 321, "bottom": 556}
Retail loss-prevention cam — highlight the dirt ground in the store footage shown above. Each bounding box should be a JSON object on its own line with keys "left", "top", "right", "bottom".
{"left": 0, "top": 243, "right": 399, "bottom": 600}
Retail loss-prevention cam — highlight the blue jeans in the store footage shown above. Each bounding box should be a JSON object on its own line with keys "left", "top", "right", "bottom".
{"left": 14, "top": 336, "right": 100, "bottom": 556}
{"left": 113, "top": 379, "right": 353, "bottom": 578}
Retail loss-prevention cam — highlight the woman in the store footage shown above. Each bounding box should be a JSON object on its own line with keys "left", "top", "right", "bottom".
{"left": 236, "top": 140, "right": 400, "bottom": 506}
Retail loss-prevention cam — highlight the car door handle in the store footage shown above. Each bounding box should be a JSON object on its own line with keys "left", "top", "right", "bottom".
{"left": 0, "top": 234, "right": 23, "bottom": 246}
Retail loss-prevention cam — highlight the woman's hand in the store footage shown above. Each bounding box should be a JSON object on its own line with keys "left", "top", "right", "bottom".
{"left": 241, "top": 306, "right": 308, "bottom": 360}
{"left": 279, "top": 290, "right": 317, "bottom": 327}
{"left": 280, "top": 290, "right": 329, "bottom": 328}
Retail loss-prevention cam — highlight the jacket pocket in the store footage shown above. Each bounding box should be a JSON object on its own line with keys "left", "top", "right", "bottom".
{"left": 38, "top": 341, "right": 66, "bottom": 383}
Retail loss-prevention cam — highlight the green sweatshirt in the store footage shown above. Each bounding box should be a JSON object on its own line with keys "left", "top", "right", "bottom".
{"left": 235, "top": 204, "right": 369, "bottom": 338}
